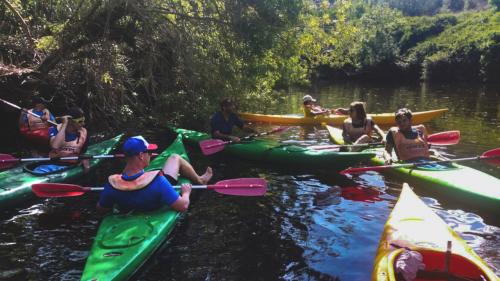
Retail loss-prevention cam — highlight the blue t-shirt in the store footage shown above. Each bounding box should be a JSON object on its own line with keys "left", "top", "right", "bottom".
{"left": 210, "top": 111, "right": 244, "bottom": 136}
{"left": 98, "top": 171, "right": 180, "bottom": 212}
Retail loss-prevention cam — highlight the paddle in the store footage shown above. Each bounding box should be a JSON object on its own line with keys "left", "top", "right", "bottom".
{"left": 199, "top": 126, "right": 289, "bottom": 156}
{"left": 0, "top": 98, "right": 58, "bottom": 126}
{"left": 32, "top": 178, "right": 267, "bottom": 197}
{"left": 311, "top": 130, "right": 461, "bottom": 151}
{"left": 340, "top": 148, "right": 500, "bottom": 175}
{"left": 0, "top": 153, "right": 159, "bottom": 170}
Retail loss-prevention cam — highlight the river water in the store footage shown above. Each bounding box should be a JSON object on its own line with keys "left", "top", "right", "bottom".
{"left": 0, "top": 82, "right": 498, "bottom": 280}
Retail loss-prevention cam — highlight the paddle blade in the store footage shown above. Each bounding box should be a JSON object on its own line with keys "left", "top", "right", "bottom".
{"left": 341, "top": 186, "right": 382, "bottom": 203}
{"left": 428, "top": 130, "right": 460, "bottom": 145}
{"left": 0, "top": 154, "right": 18, "bottom": 169}
{"left": 199, "top": 139, "right": 228, "bottom": 156}
{"left": 482, "top": 148, "right": 500, "bottom": 166}
{"left": 32, "top": 183, "right": 85, "bottom": 198}
{"left": 210, "top": 178, "right": 267, "bottom": 196}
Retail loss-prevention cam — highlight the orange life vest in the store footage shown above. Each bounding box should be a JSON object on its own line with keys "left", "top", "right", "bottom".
{"left": 27, "top": 108, "right": 50, "bottom": 130}
{"left": 108, "top": 170, "right": 161, "bottom": 191}
{"left": 343, "top": 117, "right": 373, "bottom": 142}
{"left": 49, "top": 125, "right": 87, "bottom": 162}
{"left": 390, "top": 125, "right": 430, "bottom": 161}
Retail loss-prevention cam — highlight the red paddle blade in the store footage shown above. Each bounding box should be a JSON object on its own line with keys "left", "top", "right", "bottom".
{"left": 482, "top": 148, "right": 500, "bottom": 166}
{"left": 199, "top": 139, "right": 228, "bottom": 156}
{"left": 32, "top": 183, "right": 85, "bottom": 198}
{"left": 341, "top": 186, "right": 382, "bottom": 202}
{"left": 0, "top": 154, "right": 18, "bottom": 169}
{"left": 210, "top": 178, "right": 267, "bottom": 196}
{"left": 428, "top": 130, "right": 460, "bottom": 145}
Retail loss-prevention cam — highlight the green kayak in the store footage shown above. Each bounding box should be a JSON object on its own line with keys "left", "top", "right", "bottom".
{"left": 174, "top": 128, "right": 376, "bottom": 170}
{"left": 81, "top": 134, "right": 189, "bottom": 281}
{"left": 0, "top": 134, "right": 123, "bottom": 210}
{"left": 367, "top": 148, "right": 500, "bottom": 211}
{"left": 324, "top": 125, "right": 500, "bottom": 210}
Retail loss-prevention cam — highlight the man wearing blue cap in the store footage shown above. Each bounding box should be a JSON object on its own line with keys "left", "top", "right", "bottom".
{"left": 97, "top": 136, "right": 213, "bottom": 213}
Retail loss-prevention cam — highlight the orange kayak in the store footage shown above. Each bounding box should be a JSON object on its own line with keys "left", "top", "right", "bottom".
{"left": 372, "top": 184, "right": 498, "bottom": 281}
{"left": 240, "top": 108, "right": 448, "bottom": 126}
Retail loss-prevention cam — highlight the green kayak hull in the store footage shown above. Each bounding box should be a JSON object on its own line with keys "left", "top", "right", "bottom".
{"left": 81, "top": 134, "right": 189, "bottom": 281}
{"left": 368, "top": 148, "right": 500, "bottom": 211}
{"left": 174, "top": 128, "right": 375, "bottom": 170}
{"left": 0, "top": 134, "right": 123, "bottom": 210}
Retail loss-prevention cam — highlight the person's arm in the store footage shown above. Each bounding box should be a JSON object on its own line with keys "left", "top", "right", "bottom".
{"left": 50, "top": 116, "right": 69, "bottom": 149}
{"left": 19, "top": 110, "right": 28, "bottom": 127}
{"left": 310, "top": 106, "right": 330, "bottom": 116}
{"left": 169, "top": 183, "right": 192, "bottom": 212}
{"left": 79, "top": 128, "right": 90, "bottom": 173}
{"left": 372, "top": 121, "right": 386, "bottom": 142}
{"left": 383, "top": 132, "right": 395, "bottom": 164}
{"left": 342, "top": 123, "right": 350, "bottom": 143}
{"left": 334, "top": 108, "right": 349, "bottom": 115}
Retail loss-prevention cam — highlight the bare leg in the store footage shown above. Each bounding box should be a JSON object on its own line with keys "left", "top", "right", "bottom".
{"left": 162, "top": 154, "right": 213, "bottom": 184}
{"left": 351, "top": 135, "right": 372, "bottom": 152}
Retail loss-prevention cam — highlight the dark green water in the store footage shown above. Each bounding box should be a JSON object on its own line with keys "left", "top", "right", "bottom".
{"left": 0, "top": 82, "right": 498, "bottom": 280}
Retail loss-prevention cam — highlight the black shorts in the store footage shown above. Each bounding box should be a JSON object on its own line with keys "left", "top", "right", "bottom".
{"left": 163, "top": 173, "right": 178, "bottom": 186}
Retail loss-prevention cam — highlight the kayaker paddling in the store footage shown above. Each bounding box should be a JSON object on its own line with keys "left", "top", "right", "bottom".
{"left": 210, "top": 98, "right": 256, "bottom": 142}
{"left": 383, "top": 108, "right": 431, "bottom": 165}
{"left": 97, "top": 136, "right": 213, "bottom": 213}
{"left": 32, "top": 106, "right": 90, "bottom": 174}
{"left": 302, "top": 95, "right": 348, "bottom": 117}
{"left": 19, "top": 95, "right": 55, "bottom": 132}
{"left": 342, "top": 101, "right": 385, "bottom": 149}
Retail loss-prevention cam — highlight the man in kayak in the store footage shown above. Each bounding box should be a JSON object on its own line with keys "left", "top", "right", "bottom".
{"left": 383, "top": 108, "right": 430, "bottom": 164}
{"left": 96, "top": 136, "right": 213, "bottom": 213}
{"left": 342, "top": 101, "right": 385, "bottom": 147}
{"left": 302, "top": 95, "right": 348, "bottom": 117}
{"left": 211, "top": 99, "right": 256, "bottom": 142}
{"left": 19, "top": 95, "right": 55, "bottom": 131}
{"left": 32, "top": 106, "right": 90, "bottom": 174}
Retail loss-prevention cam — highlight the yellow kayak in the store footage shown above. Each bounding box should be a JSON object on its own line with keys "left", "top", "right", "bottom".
{"left": 372, "top": 184, "right": 498, "bottom": 281}
{"left": 240, "top": 108, "right": 448, "bottom": 126}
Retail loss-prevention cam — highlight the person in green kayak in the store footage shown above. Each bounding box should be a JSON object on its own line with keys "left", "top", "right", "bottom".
{"left": 32, "top": 106, "right": 90, "bottom": 174}
{"left": 211, "top": 99, "right": 257, "bottom": 142}
{"left": 302, "top": 95, "right": 348, "bottom": 117}
{"left": 97, "top": 136, "right": 213, "bottom": 213}
{"left": 383, "top": 108, "right": 430, "bottom": 164}
{"left": 342, "top": 101, "right": 385, "bottom": 147}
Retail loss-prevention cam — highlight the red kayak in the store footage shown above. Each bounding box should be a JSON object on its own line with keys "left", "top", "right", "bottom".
{"left": 19, "top": 125, "right": 50, "bottom": 147}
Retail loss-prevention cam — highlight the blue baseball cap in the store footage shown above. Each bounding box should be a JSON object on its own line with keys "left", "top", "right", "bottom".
{"left": 123, "top": 136, "right": 158, "bottom": 156}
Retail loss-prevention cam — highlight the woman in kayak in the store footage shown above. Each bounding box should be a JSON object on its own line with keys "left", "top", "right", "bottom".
{"left": 302, "top": 95, "right": 348, "bottom": 117}
{"left": 383, "top": 108, "right": 431, "bottom": 164}
{"left": 342, "top": 101, "right": 385, "bottom": 148}
{"left": 211, "top": 99, "right": 256, "bottom": 142}
{"left": 97, "top": 136, "right": 213, "bottom": 213}
{"left": 32, "top": 107, "right": 90, "bottom": 174}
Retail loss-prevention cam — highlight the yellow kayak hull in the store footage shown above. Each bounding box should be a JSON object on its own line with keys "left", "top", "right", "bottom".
{"left": 372, "top": 184, "right": 498, "bottom": 281}
{"left": 240, "top": 108, "right": 448, "bottom": 126}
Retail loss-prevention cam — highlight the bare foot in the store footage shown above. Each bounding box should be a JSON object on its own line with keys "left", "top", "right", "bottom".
{"left": 199, "top": 167, "right": 213, "bottom": 184}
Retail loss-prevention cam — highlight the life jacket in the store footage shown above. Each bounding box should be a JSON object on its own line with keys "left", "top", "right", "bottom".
{"left": 108, "top": 170, "right": 161, "bottom": 191}
{"left": 343, "top": 117, "right": 373, "bottom": 142}
{"left": 390, "top": 125, "right": 430, "bottom": 161}
{"left": 27, "top": 108, "right": 50, "bottom": 130}
{"left": 49, "top": 125, "right": 87, "bottom": 162}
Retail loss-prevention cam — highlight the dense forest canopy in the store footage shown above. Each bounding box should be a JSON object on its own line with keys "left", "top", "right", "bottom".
{"left": 0, "top": 0, "right": 499, "bottom": 129}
